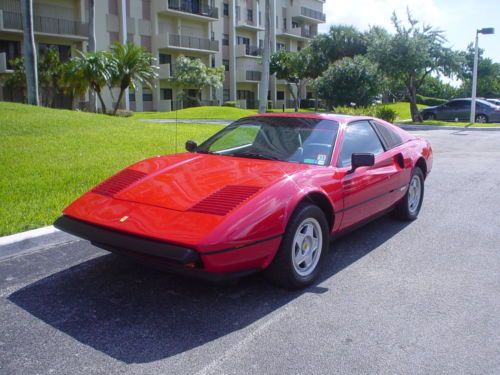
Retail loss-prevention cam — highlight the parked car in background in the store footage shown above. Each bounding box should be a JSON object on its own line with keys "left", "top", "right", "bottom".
{"left": 486, "top": 98, "right": 500, "bottom": 106}
{"left": 420, "top": 98, "right": 500, "bottom": 123}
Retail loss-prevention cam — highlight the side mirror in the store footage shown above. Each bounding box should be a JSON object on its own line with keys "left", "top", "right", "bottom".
{"left": 349, "top": 153, "right": 375, "bottom": 173}
{"left": 185, "top": 140, "right": 198, "bottom": 152}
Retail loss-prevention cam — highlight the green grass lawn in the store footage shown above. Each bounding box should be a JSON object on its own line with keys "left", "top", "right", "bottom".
{"left": 0, "top": 102, "right": 223, "bottom": 236}
{"left": 379, "top": 102, "right": 427, "bottom": 120}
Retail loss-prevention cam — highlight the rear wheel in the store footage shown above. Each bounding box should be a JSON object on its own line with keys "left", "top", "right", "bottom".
{"left": 393, "top": 167, "right": 425, "bottom": 221}
{"left": 475, "top": 114, "right": 488, "bottom": 123}
{"left": 264, "top": 204, "right": 329, "bottom": 289}
{"left": 424, "top": 113, "right": 436, "bottom": 121}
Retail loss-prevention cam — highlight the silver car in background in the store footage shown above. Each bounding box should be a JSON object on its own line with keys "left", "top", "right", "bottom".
{"left": 420, "top": 98, "right": 500, "bottom": 123}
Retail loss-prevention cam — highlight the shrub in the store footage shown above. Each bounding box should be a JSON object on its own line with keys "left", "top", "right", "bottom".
{"left": 223, "top": 101, "right": 240, "bottom": 108}
{"left": 375, "top": 106, "right": 397, "bottom": 122}
{"left": 416, "top": 94, "right": 447, "bottom": 106}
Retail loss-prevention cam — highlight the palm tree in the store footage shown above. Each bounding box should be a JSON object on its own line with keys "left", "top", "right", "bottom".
{"left": 20, "top": 0, "right": 39, "bottom": 105}
{"left": 66, "top": 51, "right": 112, "bottom": 113}
{"left": 109, "top": 43, "right": 158, "bottom": 115}
{"left": 88, "top": 0, "right": 96, "bottom": 112}
{"left": 258, "top": 0, "right": 271, "bottom": 113}
{"left": 60, "top": 60, "right": 89, "bottom": 110}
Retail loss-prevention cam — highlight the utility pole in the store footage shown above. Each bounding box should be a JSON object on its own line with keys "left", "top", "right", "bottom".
{"left": 21, "top": 0, "right": 39, "bottom": 105}
{"left": 470, "top": 27, "right": 494, "bottom": 123}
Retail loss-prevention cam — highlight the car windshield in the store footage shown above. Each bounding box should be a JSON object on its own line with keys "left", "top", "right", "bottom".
{"left": 196, "top": 116, "right": 339, "bottom": 165}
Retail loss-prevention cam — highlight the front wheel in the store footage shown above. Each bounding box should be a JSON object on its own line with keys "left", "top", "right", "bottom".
{"left": 393, "top": 168, "right": 425, "bottom": 221}
{"left": 475, "top": 114, "right": 488, "bottom": 123}
{"left": 264, "top": 204, "right": 329, "bottom": 289}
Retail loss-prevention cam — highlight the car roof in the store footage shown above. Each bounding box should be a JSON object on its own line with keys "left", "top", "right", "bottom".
{"left": 249, "top": 112, "right": 372, "bottom": 123}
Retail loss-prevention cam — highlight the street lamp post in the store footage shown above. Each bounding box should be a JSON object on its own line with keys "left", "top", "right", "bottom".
{"left": 470, "top": 27, "right": 495, "bottom": 123}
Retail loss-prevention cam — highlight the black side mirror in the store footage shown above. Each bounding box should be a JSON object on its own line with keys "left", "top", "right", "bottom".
{"left": 185, "top": 140, "right": 198, "bottom": 152}
{"left": 349, "top": 153, "right": 375, "bottom": 173}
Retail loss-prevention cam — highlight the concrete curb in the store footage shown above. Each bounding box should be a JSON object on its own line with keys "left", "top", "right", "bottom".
{"left": 396, "top": 124, "right": 500, "bottom": 131}
{"left": 0, "top": 226, "right": 78, "bottom": 261}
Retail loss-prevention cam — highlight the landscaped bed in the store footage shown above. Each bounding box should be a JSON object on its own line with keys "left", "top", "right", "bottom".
{"left": 0, "top": 102, "right": 223, "bottom": 236}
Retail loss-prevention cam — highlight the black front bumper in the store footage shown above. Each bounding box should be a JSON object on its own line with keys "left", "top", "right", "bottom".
{"left": 54, "top": 215, "right": 258, "bottom": 282}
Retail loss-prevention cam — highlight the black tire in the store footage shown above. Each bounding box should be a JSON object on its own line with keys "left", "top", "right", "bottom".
{"left": 264, "top": 203, "right": 329, "bottom": 289}
{"left": 424, "top": 113, "right": 436, "bottom": 121}
{"left": 475, "top": 114, "right": 488, "bottom": 123}
{"left": 393, "top": 167, "right": 425, "bottom": 221}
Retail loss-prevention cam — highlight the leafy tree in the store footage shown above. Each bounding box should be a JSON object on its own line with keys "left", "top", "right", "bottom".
{"left": 458, "top": 44, "right": 500, "bottom": 98}
{"left": 325, "top": 25, "right": 367, "bottom": 62}
{"left": 109, "top": 43, "right": 158, "bottom": 115}
{"left": 314, "top": 55, "right": 382, "bottom": 109}
{"left": 270, "top": 49, "right": 315, "bottom": 111}
{"left": 3, "top": 57, "right": 26, "bottom": 99}
{"left": 60, "top": 59, "right": 89, "bottom": 110}
{"left": 170, "top": 55, "right": 224, "bottom": 106}
{"left": 367, "top": 11, "right": 462, "bottom": 122}
{"left": 419, "top": 76, "right": 460, "bottom": 100}
{"left": 258, "top": 0, "right": 271, "bottom": 113}
{"left": 38, "top": 48, "right": 64, "bottom": 107}
{"left": 64, "top": 50, "right": 112, "bottom": 113}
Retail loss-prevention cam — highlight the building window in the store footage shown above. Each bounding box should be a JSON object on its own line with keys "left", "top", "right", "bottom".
{"left": 108, "top": 0, "right": 118, "bottom": 15}
{"left": 222, "top": 33, "right": 229, "bottom": 46}
{"left": 223, "top": 59, "right": 229, "bottom": 71}
{"left": 109, "top": 32, "right": 119, "bottom": 45}
{"left": 223, "top": 3, "right": 228, "bottom": 16}
{"left": 211, "top": 56, "right": 215, "bottom": 68}
{"left": 129, "top": 91, "right": 136, "bottom": 102}
{"left": 142, "top": 0, "right": 151, "bottom": 20}
{"left": 143, "top": 91, "right": 153, "bottom": 102}
{"left": 159, "top": 53, "right": 171, "bottom": 65}
{"left": 141, "top": 36, "right": 152, "bottom": 52}
{"left": 277, "top": 91, "right": 285, "bottom": 100}
{"left": 247, "top": 9, "right": 253, "bottom": 22}
{"left": 283, "top": 17, "right": 287, "bottom": 30}
{"left": 160, "top": 88, "right": 173, "bottom": 100}
{"left": 39, "top": 44, "right": 71, "bottom": 62}
{"left": 0, "top": 40, "right": 20, "bottom": 69}
{"left": 292, "top": 21, "right": 299, "bottom": 28}
{"left": 276, "top": 43, "right": 286, "bottom": 50}
{"left": 223, "top": 89, "right": 230, "bottom": 102}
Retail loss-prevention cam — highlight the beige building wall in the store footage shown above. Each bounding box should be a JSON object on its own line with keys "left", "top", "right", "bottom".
{"left": 0, "top": 0, "right": 325, "bottom": 111}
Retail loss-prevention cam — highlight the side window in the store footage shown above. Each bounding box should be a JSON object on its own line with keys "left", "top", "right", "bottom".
{"left": 339, "top": 121, "right": 384, "bottom": 167}
{"left": 372, "top": 121, "right": 403, "bottom": 149}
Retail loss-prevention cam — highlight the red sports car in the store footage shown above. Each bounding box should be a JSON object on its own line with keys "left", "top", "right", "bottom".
{"left": 55, "top": 114, "right": 432, "bottom": 289}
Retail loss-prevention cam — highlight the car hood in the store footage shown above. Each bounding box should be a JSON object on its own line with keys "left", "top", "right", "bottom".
{"left": 421, "top": 105, "right": 439, "bottom": 112}
{"left": 110, "top": 153, "right": 309, "bottom": 212}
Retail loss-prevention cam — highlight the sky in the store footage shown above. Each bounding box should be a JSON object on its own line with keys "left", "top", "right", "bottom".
{"left": 319, "top": 0, "right": 500, "bottom": 62}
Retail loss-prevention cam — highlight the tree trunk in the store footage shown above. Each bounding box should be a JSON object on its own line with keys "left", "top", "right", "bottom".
{"left": 408, "top": 82, "right": 423, "bottom": 122}
{"left": 286, "top": 82, "right": 297, "bottom": 111}
{"left": 113, "top": 88, "right": 125, "bottom": 115}
{"left": 258, "top": 0, "right": 271, "bottom": 114}
{"left": 21, "top": 0, "right": 39, "bottom": 105}
{"left": 95, "top": 88, "right": 107, "bottom": 114}
{"left": 295, "top": 82, "right": 302, "bottom": 112}
{"left": 88, "top": 0, "right": 96, "bottom": 112}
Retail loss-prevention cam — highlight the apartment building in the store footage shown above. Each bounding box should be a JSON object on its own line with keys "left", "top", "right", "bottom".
{"left": 0, "top": 0, "right": 325, "bottom": 111}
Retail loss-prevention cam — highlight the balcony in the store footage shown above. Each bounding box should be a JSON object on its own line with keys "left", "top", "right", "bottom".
{"left": 158, "top": 0, "right": 218, "bottom": 21}
{"left": 235, "top": 6, "right": 263, "bottom": 31}
{"left": 156, "top": 33, "right": 219, "bottom": 53}
{"left": 292, "top": 6, "right": 326, "bottom": 23}
{"left": 158, "top": 63, "right": 171, "bottom": 79}
{"left": 277, "top": 27, "right": 317, "bottom": 40}
{"left": 236, "top": 69, "right": 261, "bottom": 82}
{"left": 0, "top": 10, "right": 88, "bottom": 39}
{"left": 235, "top": 44, "right": 262, "bottom": 58}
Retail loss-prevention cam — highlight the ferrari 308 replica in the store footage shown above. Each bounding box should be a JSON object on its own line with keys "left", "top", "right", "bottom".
{"left": 55, "top": 114, "right": 432, "bottom": 289}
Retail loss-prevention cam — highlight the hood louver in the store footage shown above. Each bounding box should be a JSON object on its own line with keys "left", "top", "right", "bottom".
{"left": 188, "top": 185, "right": 262, "bottom": 216}
{"left": 92, "top": 169, "right": 147, "bottom": 197}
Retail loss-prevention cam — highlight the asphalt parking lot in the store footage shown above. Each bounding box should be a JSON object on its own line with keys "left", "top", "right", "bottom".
{"left": 1, "top": 129, "right": 499, "bottom": 375}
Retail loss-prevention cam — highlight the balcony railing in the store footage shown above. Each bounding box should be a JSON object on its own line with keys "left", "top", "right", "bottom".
{"left": 167, "top": 0, "right": 218, "bottom": 19}
{"left": 1, "top": 10, "right": 88, "bottom": 37}
{"left": 169, "top": 34, "right": 219, "bottom": 52}
{"left": 246, "top": 70, "right": 261, "bottom": 81}
{"left": 244, "top": 44, "right": 262, "bottom": 56}
{"left": 300, "top": 7, "right": 326, "bottom": 22}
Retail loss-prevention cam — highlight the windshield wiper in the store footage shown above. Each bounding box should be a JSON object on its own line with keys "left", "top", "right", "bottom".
{"left": 230, "top": 152, "right": 281, "bottom": 161}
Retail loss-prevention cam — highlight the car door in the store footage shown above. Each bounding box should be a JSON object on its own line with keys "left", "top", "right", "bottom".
{"left": 337, "top": 121, "right": 403, "bottom": 230}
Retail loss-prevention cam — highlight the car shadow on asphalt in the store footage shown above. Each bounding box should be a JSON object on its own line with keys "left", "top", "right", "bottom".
{"left": 8, "top": 215, "right": 410, "bottom": 364}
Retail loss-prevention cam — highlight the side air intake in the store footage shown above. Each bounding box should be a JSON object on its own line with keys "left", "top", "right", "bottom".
{"left": 92, "top": 169, "right": 147, "bottom": 197}
{"left": 188, "top": 185, "right": 262, "bottom": 216}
